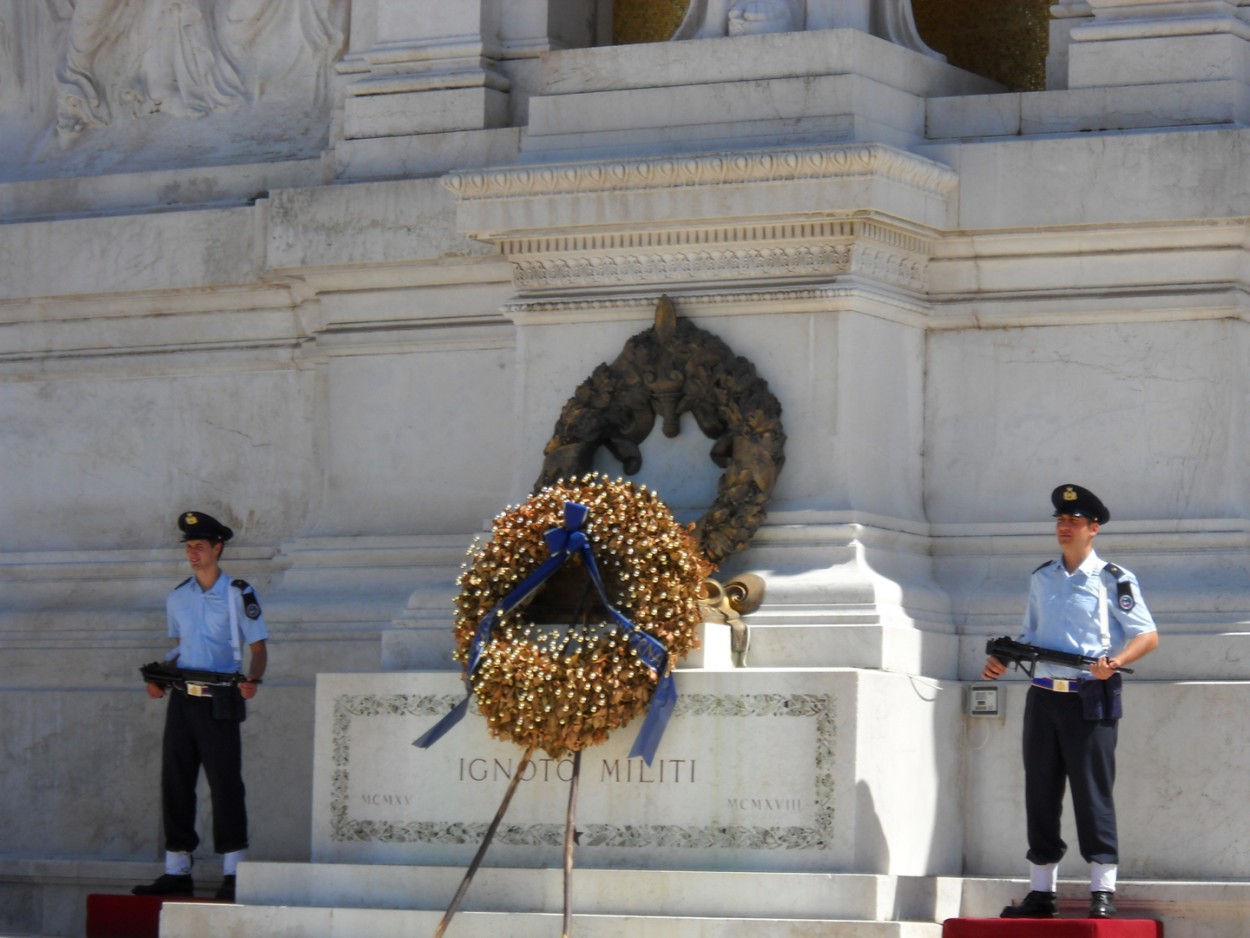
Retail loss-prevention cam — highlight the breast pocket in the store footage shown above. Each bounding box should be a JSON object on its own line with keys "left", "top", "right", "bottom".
{"left": 1051, "top": 582, "right": 1099, "bottom": 619}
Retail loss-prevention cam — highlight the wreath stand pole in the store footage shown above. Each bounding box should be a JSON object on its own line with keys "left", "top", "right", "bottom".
{"left": 434, "top": 744, "right": 537, "bottom": 938}
{"left": 561, "top": 749, "right": 582, "bottom": 938}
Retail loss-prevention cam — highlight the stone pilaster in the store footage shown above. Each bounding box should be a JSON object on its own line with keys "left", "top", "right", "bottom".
{"left": 1065, "top": 0, "right": 1250, "bottom": 88}
{"left": 337, "top": 0, "right": 512, "bottom": 139}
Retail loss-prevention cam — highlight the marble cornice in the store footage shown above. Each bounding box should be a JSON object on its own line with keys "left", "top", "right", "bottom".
{"left": 444, "top": 147, "right": 951, "bottom": 294}
{"left": 443, "top": 144, "right": 959, "bottom": 203}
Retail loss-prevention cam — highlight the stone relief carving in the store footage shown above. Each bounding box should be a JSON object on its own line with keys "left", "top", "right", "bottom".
{"left": 48, "top": 0, "right": 345, "bottom": 139}
{"left": 672, "top": 0, "right": 943, "bottom": 59}
{"left": 678, "top": 0, "right": 805, "bottom": 37}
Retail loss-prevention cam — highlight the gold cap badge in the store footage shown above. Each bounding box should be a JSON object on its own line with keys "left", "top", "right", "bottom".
{"left": 1063, "top": 487, "right": 1077, "bottom": 502}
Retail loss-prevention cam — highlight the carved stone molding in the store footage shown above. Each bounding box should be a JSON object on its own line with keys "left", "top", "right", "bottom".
{"left": 512, "top": 244, "right": 853, "bottom": 291}
{"left": 444, "top": 144, "right": 959, "bottom": 203}
{"left": 501, "top": 285, "right": 934, "bottom": 332}
{"left": 444, "top": 145, "right": 947, "bottom": 295}
{"left": 503, "top": 219, "right": 931, "bottom": 294}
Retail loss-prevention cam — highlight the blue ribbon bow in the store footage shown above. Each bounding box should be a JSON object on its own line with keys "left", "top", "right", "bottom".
{"left": 414, "top": 500, "right": 677, "bottom": 765}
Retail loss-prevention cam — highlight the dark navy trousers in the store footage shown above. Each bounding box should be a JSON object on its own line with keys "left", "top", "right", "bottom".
{"left": 1022, "top": 684, "right": 1119, "bottom": 865}
{"left": 161, "top": 690, "right": 249, "bottom": 855}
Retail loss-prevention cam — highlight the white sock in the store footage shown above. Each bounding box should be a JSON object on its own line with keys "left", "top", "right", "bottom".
{"left": 1030, "top": 861, "right": 1059, "bottom": 892}
{"left": 1090, "top": 862, "right": 1117, "bottom": 893}
{"left": 222, "top": 850, "right": 246, "bottom": 876}
{"left": 165, "top": 851, "right": 192, "bottom": 876}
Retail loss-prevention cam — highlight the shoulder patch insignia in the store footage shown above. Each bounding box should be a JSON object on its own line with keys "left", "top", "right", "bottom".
{"left": 1102, "top": 563, "right": 1135, "bottom": 612}
{"left": 233, "top": 578, "right": 262, "bottom": 620}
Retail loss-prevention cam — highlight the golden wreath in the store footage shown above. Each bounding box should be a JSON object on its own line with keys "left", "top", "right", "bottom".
{"left": 453, "top": 475, "right": 711, "bottom": 759}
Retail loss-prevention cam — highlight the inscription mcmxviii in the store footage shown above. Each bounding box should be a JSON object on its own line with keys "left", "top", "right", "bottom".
{"left": 330, "top": 692, "right": 835, "bottom": 852}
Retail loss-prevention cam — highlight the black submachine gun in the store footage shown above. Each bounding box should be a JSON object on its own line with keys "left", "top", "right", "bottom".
{"left": 140, "top": 660, "right": 258, "bottom": 692}
{"left": 986, "top": 636, "right": 1133, "bottom": 679}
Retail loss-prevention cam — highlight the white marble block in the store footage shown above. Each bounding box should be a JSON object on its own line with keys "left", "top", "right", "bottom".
{"left": 312, "top": 669, "right": 963, "bottom": 875}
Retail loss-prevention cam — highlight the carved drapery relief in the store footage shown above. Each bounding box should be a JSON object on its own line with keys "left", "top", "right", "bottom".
{"left": 49, "top": 0, "right": 345, "bottom": 138}
{"left": 673, "top": 0, "right": 942, "bottom": 59}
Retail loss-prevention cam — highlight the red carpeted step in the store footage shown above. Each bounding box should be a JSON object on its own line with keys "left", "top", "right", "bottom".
{"left": 86, "top": 893, "right": 225, "bottom": 938}
{"left": 944, "top": 919, "right": 1162, "bottom": 938}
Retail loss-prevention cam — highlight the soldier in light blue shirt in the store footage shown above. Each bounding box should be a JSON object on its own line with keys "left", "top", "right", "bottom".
{"left": 133, "top": 511, "right": 268, "bottom": 903}
{"left": 983, "top": 484, "right": 1158, "bottom": 920}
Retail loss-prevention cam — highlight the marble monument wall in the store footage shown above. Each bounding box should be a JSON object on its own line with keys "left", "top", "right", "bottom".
{"left": 3, "top": 6, "right": 1250, "bottom": 935}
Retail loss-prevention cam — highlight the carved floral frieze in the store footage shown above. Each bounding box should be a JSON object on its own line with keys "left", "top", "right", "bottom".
{"left": 512, "top": 245, "right": 853, "bottom": 290}
{"left": 504, "top": 223, "right": 930, "bottom": 293}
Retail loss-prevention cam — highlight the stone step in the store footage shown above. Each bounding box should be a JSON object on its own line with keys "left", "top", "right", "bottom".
{"left": 237, "top": 863, "right": 961, "bottom": 923}
{"left": 162, "top": 904, "right": 945, "bottom": 938}
{"left": 85, "top": 893, "right": 224, "bottom": 938}
{"left": 161, "top": 869, "right": 1237, "bottom": 937}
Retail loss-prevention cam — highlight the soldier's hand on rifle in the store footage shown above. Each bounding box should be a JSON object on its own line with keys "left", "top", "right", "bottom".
{"left": 982, "top": 656, "right": 1008, "bottom": 680}
{"left": 1090, "top": 655, "right": 1117, "bottom": 680}
{"left": 146, "top": 682, "right": 166, "bottom": 699}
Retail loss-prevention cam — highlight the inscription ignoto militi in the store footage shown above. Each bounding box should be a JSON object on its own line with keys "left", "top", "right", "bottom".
{"left": 452, "top": 756, "right": 698, "bottom": 784}
{"left": 330, "top": 692, "right": 833, "bottom": 850}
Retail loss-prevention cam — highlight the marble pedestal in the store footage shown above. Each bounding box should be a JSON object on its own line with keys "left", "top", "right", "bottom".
{"left": 311, "top": 669, "right": 963, "bottom": 875}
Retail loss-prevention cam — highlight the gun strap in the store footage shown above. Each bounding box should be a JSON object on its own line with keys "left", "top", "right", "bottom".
{"left": 1096, "top": 567, "right": 1110, "bottom": 653}
{"left": 227, "top": 580, "right": 243, "bottom": 668}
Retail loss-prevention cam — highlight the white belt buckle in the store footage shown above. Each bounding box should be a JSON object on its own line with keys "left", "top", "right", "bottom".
{"left": 1052, "top": 679, "right": 1071, "bottom": 693}
{"left": 186, "top": 683, "right": 210, "bottom": 697}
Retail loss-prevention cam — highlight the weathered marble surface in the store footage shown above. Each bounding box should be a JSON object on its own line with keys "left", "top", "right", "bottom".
{"left": 3, "top": 3, "right": 1250, "bottom": 936}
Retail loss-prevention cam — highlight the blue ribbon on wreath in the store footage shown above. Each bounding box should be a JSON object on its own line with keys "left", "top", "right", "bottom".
{"left": 413, "top": 500, "right": 677, "bottom": 765}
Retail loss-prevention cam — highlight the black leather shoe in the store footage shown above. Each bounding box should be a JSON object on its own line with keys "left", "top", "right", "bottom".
{"left": 132, "top": 873, "right": 194, "bottom": 897}
{"left": 1089, "top": 891, "right": 1117, "bottom": 918}
{"left": 215, "top": 874, "right": 236, "bottom": 901}
{"left": 1000, "top": 890, "right": 1058, "bottom": 918}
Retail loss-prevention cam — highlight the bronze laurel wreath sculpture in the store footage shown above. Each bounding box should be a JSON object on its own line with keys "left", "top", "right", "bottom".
{"left": 535, "top": 296, "right": 786, "bottom": 565}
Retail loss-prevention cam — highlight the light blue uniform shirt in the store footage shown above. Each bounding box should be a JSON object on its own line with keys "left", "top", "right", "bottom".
{"left": 167, "top": 571, "right": 268, "bottom": 673}
{"left": 1021, "top": 549, "right": 1156, "bottom": 680}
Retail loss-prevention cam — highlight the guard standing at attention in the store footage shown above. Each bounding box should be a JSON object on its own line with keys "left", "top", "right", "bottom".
{"left": 982, "top": 484, "right": 1158, "bottom": 919}
{"left": 133, "top": 511, "right": 268, "bottom": 902}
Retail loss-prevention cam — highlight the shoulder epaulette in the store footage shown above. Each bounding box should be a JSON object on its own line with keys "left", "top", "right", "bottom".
{"left": 1102, "top": 562, "right": 1136, "bottom": 612}
{"left": 1032, "top": 559, "right": 1057, "bottom": 574}
{"left": 232, "top": 578, "right": 263, "bottom": 620}
{"left": 172, "top": 576, "right": 192, "bottom": 591}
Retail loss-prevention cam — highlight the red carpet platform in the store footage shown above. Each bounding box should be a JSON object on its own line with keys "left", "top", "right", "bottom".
{"left": 86, "top": 893, "right": 225, "bottom": 938}
{"left": 944, "top": 920, "right": 1162, "bottom": 937}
